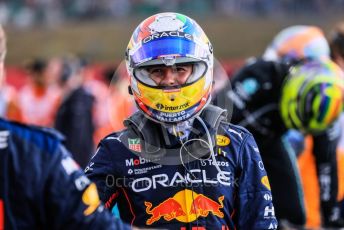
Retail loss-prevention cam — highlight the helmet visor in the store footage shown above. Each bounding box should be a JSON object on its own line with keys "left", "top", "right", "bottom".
{"left": 130, "top": 36, "right": 209, "bottom": 67}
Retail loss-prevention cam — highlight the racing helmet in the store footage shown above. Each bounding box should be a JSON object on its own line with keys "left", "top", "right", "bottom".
{"left": 125, "top": 12, "right": 213, "bottom": 123}
{"left": 280, "top": 59, "right": 344, "bottom": 133}
{"left": 263, "top": 25, "right": 330, "bottom": 62}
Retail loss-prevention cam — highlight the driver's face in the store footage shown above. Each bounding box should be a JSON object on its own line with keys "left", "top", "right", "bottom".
{"left": 146, "top": 64, "right": 193, "bottom": 86}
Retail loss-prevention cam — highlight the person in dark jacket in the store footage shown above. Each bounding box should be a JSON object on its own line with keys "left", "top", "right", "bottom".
{"left": 0, "top": 118, "right": 131, "bottom": 230}
{"left": 55, "top": 56, "right": 95, "bottom": 168}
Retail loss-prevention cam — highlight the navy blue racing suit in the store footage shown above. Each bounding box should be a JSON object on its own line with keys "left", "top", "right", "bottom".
{"left": 0, "top": 118, "right": 129, "bottom": 230}
{"left": 85, "top": 107, "right": 278, "bottom": 230}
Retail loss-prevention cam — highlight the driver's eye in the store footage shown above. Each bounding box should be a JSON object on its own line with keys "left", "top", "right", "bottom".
{"left": 175, "top": 67, "right": 186, "bottom": 72}
{"left": 149, "top": 68, "right": 163, "bottom": 76}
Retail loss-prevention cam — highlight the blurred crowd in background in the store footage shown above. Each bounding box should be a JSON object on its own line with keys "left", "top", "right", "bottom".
{"left": 1, "top": 0, "right": 344, "bottom": 28}
{"left": 1, "top": 55, "right": 137, "bottom": 168}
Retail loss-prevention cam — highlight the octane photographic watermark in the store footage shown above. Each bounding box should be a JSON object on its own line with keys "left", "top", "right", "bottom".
{"left": 105, "top": 172, "right": 240, "bottom": 192}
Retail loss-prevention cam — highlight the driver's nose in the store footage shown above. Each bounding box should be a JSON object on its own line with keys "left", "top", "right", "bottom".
{"left": 160, "top": 68, "right": 178, "bottom": 86}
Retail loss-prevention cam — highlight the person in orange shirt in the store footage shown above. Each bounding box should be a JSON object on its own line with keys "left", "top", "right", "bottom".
{"left": 18, "top": 58, "right": 61, "bottom": 127}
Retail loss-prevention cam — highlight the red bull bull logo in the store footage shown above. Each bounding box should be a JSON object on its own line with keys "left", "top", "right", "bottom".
{"left": 145, "top": 198, "right": 186, "bottom": 225}
{"left": 145, "top": 189, "right": 224, "bottom": 225}
{"left": 189, "top": 194, "right": 224, "bottom": 218}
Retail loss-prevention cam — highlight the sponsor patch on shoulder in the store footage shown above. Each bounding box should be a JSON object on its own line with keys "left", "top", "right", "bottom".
{"left": 216, "top": 135, "right": 230, "bottom": 146}
{"left": 61, "top": 157, "right": 80, "bottom": 175}
{"left": 261, "top": 176, "right": 271, "bottom": 190}
{"left": 128, "top": 138, "right": 142, "bottom": 152}
{"left": 82, "top": 183, "right": 101, "bottom": 216}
